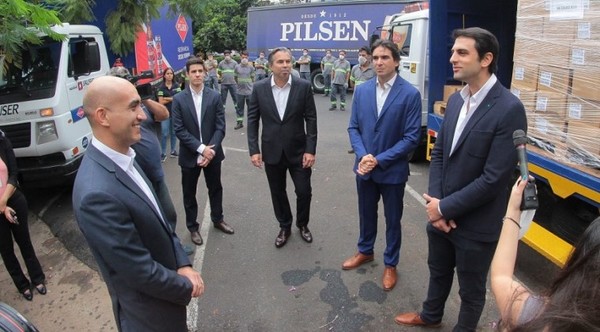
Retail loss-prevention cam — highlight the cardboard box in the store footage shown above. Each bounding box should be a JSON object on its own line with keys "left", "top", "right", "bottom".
{"left": 535, "top": 91, "right": 568, "bottom": 118}
{"left": 510, "top": 85, "right": 537, "bottom": 111}
{"left": 543, "top": 18, "right": 578, "bottom": 40}
{"left": 527, "top": 112, "right": 567, "bottom": 144}
{"left": 537, "top": 65, "right": 571, "bottom": 94}
{"left": 511, "top": 62, "right": 538, "bottom": 90}
{"left": 433, "top": 101, "right": 447, "bottom": 115}
{"left": 514, "top": 38, "right": 571, "bottom": 65}
{"left": 517, "top": 0, "right": 549, "bottom": 17}
{"left": 571, "top": 65, "right": 600, "bottom": 100}
{"left": 567, "top": 120, "right": 600, "bottom": 156}
{"left": 566, "top": 96, "right": 600, "bottom": 127}
{"left": 516, "top": 16, "right": 544, "bottom": 37}
{"left": 571, "top": 40, "right": 600, "bottom": 65}
{"left": 443, "top": 85, "right": 462, "bottom": 102}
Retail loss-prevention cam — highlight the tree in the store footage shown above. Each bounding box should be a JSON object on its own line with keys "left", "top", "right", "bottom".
{"left": 193, "top": 0, "right": 257, "bottom": 54}
{"left": 0, "top": 0, "right": 64, "bottom": 66}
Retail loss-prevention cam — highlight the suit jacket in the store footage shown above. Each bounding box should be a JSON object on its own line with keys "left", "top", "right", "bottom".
{"left": 429, "top": 80, "right": 527, "bottom": 241}
{"left": 72, "top": 144, "right": 192, "bottom": 332}
{"left": 172, "top": 86, "right": 225, "bottom": 168}
{"left": 348, "top": 75, "right": 422, "bottom": 184}
{"left": 247, "top": 76, "right": 317, "bottom": 165}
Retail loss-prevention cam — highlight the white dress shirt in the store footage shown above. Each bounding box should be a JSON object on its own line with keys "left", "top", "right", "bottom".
{"left": 376, "top": 74, "right": 397, "bottom": 117}
{"left": 190, "top": 86, "right": 206, "bottom": 164}
{"left": 271, "top": 75, "right": 292, "bottom": 120}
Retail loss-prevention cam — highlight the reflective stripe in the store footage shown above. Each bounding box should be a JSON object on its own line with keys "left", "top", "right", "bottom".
{"left": 237, "top": 78, "right": 253, "bottom": 83}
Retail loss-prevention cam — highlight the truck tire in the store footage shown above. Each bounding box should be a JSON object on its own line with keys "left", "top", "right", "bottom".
{"left": 0, "top": 302, "right": 39, "bottom": 332}
{"left": 310, "top": 69, "right": 325, "bottom": 94}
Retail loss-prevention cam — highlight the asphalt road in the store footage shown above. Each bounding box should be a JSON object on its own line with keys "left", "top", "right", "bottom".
{"left": 23, "top": 91, "right": 559, "bottom": 331}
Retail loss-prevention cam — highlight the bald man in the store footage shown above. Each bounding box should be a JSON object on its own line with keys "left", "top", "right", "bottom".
{"left": 72, "top": 76, "right": 203, "bottom": 332}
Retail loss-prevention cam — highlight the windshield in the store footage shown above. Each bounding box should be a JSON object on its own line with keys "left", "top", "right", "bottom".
{"left": 0, "top": 37, "right": 60, "bottom": 102}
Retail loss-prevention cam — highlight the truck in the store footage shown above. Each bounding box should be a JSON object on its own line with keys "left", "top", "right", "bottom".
{"left": 246, "top": 1, "right": 416, "bottom": 93}
{"left": 381, "top": 0, "right": 600, "bottom": 266}
{"left": 0, "top": 2, "right": 192, "bottom": 185}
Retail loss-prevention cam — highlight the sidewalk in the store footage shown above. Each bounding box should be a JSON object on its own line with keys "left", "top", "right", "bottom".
{"left": 0, "top": 213, "right": 114, "bottom": 331}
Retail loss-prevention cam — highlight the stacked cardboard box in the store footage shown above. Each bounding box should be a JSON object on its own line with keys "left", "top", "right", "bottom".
{"left": 512, "top": 0, "right": 600, "bottom": 169}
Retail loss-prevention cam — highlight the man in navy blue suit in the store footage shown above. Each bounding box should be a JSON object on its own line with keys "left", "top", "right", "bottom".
{"left": 395, "top": 28, "right": 527, "bottom": 331}
{"left": 343, "top": 39, "right": 422, "bottom": 291}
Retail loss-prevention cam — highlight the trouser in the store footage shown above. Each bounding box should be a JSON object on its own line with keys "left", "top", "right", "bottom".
{"left": 220, "top": 84, "right": 238, "bottom": 111}
{"left": 181, "top": 161, "right": 223, "bottom": 232}
{"left": 0, "top": 191, "right": 45, "bottom": 292}
{"left": 160, "top": 117, "right": 177, "bottom": 155}
{"left": 205, "top": 75, "right": 219, "bottom": 90}
{"left": 236, "top": 94, "right": 251, "bottom": 122}
{"left": 300, "top": 72, "right": 311, "bottom": 81}
{"left": 264, "top": 154, "right": 312, "bottom": 230}
{"left": 331, "top": 83, "right": 346, "bottom": 108}
{"left": 420, "top": 224, "right": 497, "bottom": 331}
{"left": 356, "top": 178, "right": 405, "bottom": 267}
{"left": 152, "top": 178, "right": 177, "bottom": 230}
{"left": 323, "top": 73, "right": 332, "bottom": 95}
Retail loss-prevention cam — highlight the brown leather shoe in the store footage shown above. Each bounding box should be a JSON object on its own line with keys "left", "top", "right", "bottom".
{"left": 275, "top": 228, "right": 291, "bottom": 248}
{"left": 190, "top": 231, "right": 203, "bottom": 246}
{"left": 342, "top": 252, "right": 374, "bottom": 270}
{"left": 394, "top": 312, "right": 441, "bottom": 328}
{"left": 214, "top": 220, "right": 234, "bottom": 234}
{"left": 382, "top": 266, "right": 397, "bottom": 291}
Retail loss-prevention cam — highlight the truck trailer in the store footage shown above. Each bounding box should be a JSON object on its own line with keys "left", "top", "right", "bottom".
{"left": 246, "top": 1, "right": 415, "bottom": 93}
{"left": 382, "top": 0, "right": 600, "bottom": 266}
{"left": 0, "top": 3, "right": 192, "bottom": 185}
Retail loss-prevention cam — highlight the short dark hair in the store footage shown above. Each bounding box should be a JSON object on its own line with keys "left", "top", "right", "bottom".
{"left": 371, "top": 39, "right": 400, "bottom": 63}
{"left": 359, "top": 46, "right": 371, "bottom": 55}
{"left": 224, "top": 50, "right": 231, "bottom": 55}
{"left": 268, "top": 47, "right": 292, "bottom": 65}
{"left": 303, "top": 48, "right": 308, "bottom": 52}
{"left": 452, "top": 27, "right": 499, "bottom": 74}
{"left": 186, "top": 56, "right": 204, "bottom": 73}
{"left": 241, "top": 50, "right": 249, "bottom": 56}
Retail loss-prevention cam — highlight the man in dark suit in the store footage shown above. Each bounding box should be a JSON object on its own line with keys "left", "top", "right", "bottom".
{"left": 172, "top": 57, "right": 235, "bottom": 246}
{"left": 247, "top": 47, "right": 317, "bottom": 248}
{"left": 73, "top": 76, "right": 203, "bottom": 331}
{"left": 395, "top": 28, "right": 527, "bottom": 331}
{"left": 343, "top": 39, "right": 422, "bottom": 291}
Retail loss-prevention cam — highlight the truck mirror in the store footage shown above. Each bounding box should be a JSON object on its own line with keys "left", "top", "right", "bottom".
{"left": 85, "top": 41, "right": 100, "bottom": 72}
{"left": 370, "top": 34, "right": 380, "bottom": 46}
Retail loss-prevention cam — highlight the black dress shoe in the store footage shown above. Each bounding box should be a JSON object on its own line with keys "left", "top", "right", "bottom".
{"left": 298, "top": 226, "right": 313, "bottom": 243}
{"left": 22, "top": 289, "right": 33, "bottom": 301}
{"left": 214, "top": 220, "right": 234, "bottom": 234}
{"left": 190, "top": 231, "right": 203, "bottom": 246}
{"left": 275, "top": 228, "right": 291, "bottom": 248}
{"left": 35, "top": 283, "right": 47, "bottom": 295}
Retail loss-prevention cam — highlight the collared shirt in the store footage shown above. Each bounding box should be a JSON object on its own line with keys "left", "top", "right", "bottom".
{"left": 450, "top": 74, "right": 498, "bottom": 154}
{"left": 351, "top": 64, "right": 376, "bottom": 86}
{"left": 91, "top": 138, "right": 164, "bottom": 224}
{"left": 376, "top": 73, "right": 398, "bottom": 116}
{"left": 271, "top": 75, "right": 292, "bottom": 120}
{"left": 235, "top": 64, "right": 255, "bottom": 95}
{"left": 190, "top": 86, "right": 207, "bottom": 161}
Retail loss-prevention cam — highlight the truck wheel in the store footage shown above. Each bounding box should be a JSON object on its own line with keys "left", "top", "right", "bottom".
{"left": 310, "top": 69, "right": 325, "bottom": 94}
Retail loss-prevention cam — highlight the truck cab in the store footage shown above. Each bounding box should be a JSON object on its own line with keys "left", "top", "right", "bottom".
{"left": 0, "top": 24, "right": 109, "bottom": 185}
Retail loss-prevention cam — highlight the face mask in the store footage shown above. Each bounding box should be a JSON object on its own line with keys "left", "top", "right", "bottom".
{"left": 326, "top": 53, "right": 331, "bottom": 58}
{"left": 259, "top": 55, "right": 264, "bottom": 59}
{"left": 225, "top": 55, "right": 231, "bottom": 61}
{"left": 358, "top": 56, "right": 367, "bottom": 65}
{"left": 241, "top": 59, "right": 248, "bottom": 65}
{"left": 339, "top": 55, "right": 345, "bottom": 60}
{"left": 303, "top": 52, "right": 308, "bottom": 56}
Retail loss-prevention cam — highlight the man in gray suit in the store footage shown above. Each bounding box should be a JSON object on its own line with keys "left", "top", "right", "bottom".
{"left": 73, "top": 76, "right": 203, "bottom": 332}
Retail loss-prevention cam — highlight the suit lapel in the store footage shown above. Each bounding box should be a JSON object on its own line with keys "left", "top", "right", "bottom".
{"left": 451, "top": 81, "right": 502, "bottom": 154}
{"left": 375, "top": 76, "right": 402, "bottom": 124}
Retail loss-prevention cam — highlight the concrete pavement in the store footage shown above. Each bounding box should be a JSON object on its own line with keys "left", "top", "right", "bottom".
{"left": 0, "top": 213, "right": 114, "bottom": 331}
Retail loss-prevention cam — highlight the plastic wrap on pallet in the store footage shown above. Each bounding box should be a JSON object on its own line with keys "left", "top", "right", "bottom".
{"left": 513, "top": 0, "right": 600, "bottom": 172}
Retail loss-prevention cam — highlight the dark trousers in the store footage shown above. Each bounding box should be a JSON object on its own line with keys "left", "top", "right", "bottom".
{"left": 421, "top": 224, "right": 497, "bottom": 331}
{"left": 236, "top": 94, "right": 251, "bottom": 122}
{"left": 205, "top": 75, "right": 219, "bottom": 91}
{"left": 356, "top": 178, "right": 405, "bottom": 267}
{"left": 220, "top": 84, "right": 238, "bottom": 111}
{"left": 323, "top": 73, "right": 332, "bottom": 95}
{"left": 181, "top": 161, "right": 223, "bottom": 232}
{"left": 300, "top": 72, "right": 311, "bottom": 81}
{"left": 330, "top": 83, "right": 346, "bottom": 107}
{"left": 264, "top": 154, "right": 312, "bottom": 230}
{"left": 0, "top": 191, "right": 45, "bottom": 292}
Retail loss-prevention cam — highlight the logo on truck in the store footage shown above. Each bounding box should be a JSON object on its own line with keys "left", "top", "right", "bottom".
{"left": 0, "top": 104, "right": 18, "bottom": 116}
{"left": 280, "top": 9, "right": 370, "bottom": 42}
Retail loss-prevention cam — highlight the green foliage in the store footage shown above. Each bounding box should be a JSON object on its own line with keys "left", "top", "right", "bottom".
{"left": 0, "top": 0, "right": 65, "bottom": 65}
{"left": 49, "top": 0, "right": 96, "bottom": 23}
{"left": 193, "top": 0, "right": 258, "bottom": 55}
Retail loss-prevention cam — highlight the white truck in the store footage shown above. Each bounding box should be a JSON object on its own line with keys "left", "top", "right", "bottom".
{"left": 0, "top": 24, "right": 109, "bottom": 185}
